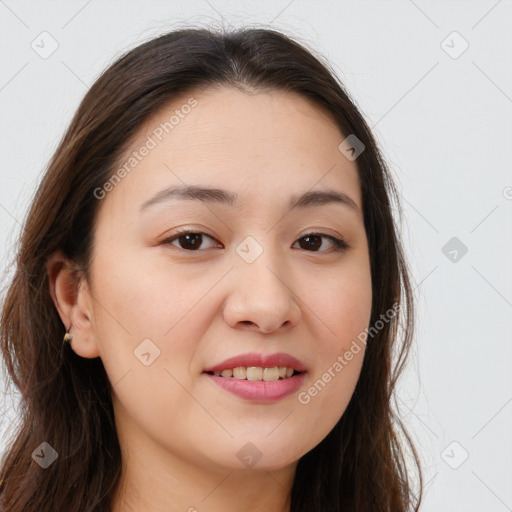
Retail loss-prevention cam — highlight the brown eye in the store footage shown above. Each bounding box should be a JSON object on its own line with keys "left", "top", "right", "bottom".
{"left": 294, "top": 233, "right": 349, "bottom": 252}
{"left": 163, "top": 231, "right": 220, "bottom": 251}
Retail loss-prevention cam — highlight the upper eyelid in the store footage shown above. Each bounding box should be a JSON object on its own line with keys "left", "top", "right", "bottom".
{"left": 164, "top": 229, "right": 340, "bottom": 241}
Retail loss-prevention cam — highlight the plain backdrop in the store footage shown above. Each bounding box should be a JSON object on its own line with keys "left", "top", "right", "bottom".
{"left": 0, "top": 1, "right": 511, "bottom": 510}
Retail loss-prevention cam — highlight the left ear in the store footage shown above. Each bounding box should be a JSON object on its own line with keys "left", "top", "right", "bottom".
{"left": 46, "top": 250, "right": 100, "bottom": 359}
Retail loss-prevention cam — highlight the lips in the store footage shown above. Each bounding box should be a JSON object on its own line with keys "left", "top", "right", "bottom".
{"left": 203, "top": 352, "right": 307, "bottom": 403}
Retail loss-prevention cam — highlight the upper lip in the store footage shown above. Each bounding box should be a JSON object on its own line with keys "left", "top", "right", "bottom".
{"left": 203, "top": 352, "right": 307, "bottom": 373}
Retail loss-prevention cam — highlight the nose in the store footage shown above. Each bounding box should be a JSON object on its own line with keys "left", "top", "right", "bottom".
{"left": 222, "top": 249, "right": 302, "bottom": 334}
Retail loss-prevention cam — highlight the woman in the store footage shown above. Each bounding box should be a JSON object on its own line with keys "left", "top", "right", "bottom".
{"left": 0, "top": 26, "right": 423, "bottom": 511}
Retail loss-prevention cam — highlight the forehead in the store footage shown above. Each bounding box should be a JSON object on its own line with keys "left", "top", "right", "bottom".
{"left": 100, "top": 86, "right": 362, "bottom": 216}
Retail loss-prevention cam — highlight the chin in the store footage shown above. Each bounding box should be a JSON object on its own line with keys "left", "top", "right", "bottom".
{"left": 189, "top": 439, "right": 304, "bottom": 473}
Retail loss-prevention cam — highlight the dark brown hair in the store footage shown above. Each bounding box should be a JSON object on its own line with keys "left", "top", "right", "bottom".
{"left": 0, "top": 25, "right": 422, "bottom": 511}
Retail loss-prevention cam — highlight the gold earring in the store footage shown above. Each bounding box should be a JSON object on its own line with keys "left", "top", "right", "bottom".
{"left": 63, "top": 328, "right": 72, "bottom": 344}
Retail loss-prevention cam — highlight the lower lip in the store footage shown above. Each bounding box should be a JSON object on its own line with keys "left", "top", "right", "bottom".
{"left": 204, "top": 372, "right": 307, "bottom": 403}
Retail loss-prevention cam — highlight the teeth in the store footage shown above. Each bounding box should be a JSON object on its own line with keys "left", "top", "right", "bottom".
{"left": 233, "top": 367, "right": 247, "bottom": 379}
{"left": 210, "top": 366, "right": 298, "bottom": 380}
{"left": 246, "top": 367, "right": 263, "bottom": 381}
{"left": 263, "top": 367, "right": 280, "bottom": 381}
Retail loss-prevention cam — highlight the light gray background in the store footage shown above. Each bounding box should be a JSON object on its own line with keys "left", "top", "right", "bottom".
{"left": 0, "top": 1, "right": 511, "bottom": 510}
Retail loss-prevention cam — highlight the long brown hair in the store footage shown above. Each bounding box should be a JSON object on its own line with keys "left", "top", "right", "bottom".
{"left": 0, "top": 25, "right": 423, "bottom": 511}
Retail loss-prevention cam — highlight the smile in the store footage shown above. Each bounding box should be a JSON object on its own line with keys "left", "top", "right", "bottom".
{"left": 203, "top": 351, "right": 307, "bottom": 402}
{"left": 205, "top": 366, "right": 299, "bottom": 381}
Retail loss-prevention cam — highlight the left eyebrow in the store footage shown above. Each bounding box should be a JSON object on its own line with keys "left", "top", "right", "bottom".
{"left": 139, "top": 184, "right": 360, "bottom": 214}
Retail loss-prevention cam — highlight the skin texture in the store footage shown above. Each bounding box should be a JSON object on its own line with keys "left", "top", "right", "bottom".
{"left": 47, "top": 86, "right": 373, "bottom": 512}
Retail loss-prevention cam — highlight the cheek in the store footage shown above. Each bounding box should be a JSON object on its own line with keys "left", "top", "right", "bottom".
{"left": 87, "top": 252, "right": 200, "bottom": 397}
{"left": 297, "top": 309, "right": 367, "bottom": 450}
{"left": 308, "top": 261, "right": 372, "bottom": 351}
{"left": 296, "top": 260, "right": 371, "bottom": 437}
{"left": 89, "top": 245, "right": 217, "bottom": 388}
{"left": 91, "top": 270, "right": 209, "bottom": 462}
{"left": 295, "top": 349, "right": 365, "bottom": 454}
{"left": 91, "top": 246, "right": 203, "bottom": 341}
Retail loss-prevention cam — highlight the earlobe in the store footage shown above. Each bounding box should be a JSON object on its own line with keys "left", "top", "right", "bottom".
{"left": 46, "top": 250, "right": 100, "bottom": 359}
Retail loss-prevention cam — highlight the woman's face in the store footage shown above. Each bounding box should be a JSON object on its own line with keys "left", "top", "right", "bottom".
{"left": 80, "top": 86, "right": 372, "bottom": 472}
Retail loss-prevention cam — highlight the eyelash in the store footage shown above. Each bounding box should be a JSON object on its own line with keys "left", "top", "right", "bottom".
{"left": 161, "top": 229, "right": 349, "bottom": 253}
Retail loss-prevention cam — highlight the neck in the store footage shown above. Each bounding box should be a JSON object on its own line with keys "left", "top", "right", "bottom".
{"left": 111, "top": 462, "right": 295, "bottom": 512}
